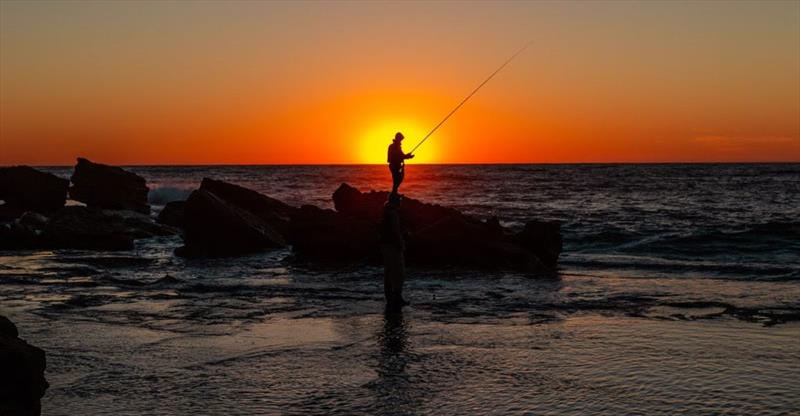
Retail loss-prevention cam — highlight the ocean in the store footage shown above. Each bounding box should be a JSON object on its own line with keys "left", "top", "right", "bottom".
{"left": 2, "top": 164, "right": 799, "bottom": 415}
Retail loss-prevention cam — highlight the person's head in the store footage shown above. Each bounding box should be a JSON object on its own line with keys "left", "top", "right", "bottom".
{"left": 394, "top": 132, "right": 404, "bottom": 142}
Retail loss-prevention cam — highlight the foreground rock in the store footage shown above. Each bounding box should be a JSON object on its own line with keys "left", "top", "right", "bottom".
{"left": 0, "top": 166, "right": 68, "bottom": 218}
{"left": 175, "top": 189, "right": 286, "bottom": 258}
{"left": 0, "top": 207, "right": 177, "bottom": 251}
{"left": 0, "top": 316, "right": 48, "bottom": 416}
{"left": 69, "top": 158, "right": 150, "bottom": 214}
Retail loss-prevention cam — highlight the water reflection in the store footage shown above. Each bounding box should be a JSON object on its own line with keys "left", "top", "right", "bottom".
{"left": 372, "top": 312, "right": 415, "bottom": 415}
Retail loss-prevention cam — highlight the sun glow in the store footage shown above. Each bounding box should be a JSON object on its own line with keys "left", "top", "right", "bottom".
{"left": 357, "top": 120, "right": 440, "bottom": 164}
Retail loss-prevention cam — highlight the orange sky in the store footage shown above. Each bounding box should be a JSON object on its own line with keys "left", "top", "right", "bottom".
{"left": 1, "top": 1, "right": 798, "bottom": 165}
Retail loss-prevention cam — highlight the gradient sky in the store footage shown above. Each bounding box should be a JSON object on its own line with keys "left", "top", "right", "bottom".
{"left": 1, "top": 0, "right": 798, "bottom": 165}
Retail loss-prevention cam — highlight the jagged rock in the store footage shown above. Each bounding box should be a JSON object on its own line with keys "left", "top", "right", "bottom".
{"left": 39, "top": 206, "right": 176, "bottom": 251}
{"left": 288, "top": 204, "right": 379, "bottom": 261}
{"left": 0, "top": 166, "right": 68, "bottom": 217}
{"left": 169, "top": 179, "right": 562, "bottom": 271}
{"left": 176, "top": 189, "right": 286, "bottom": 258}
{"left": 69, "top": 158, "right": 150, "bottom": 214}
{"left": 199, "top": 178, "right": 294, "bottom": 234}
{"left": 156, "top": 201, "right": 185, "bottom": 228}
{"left": 0, "top": 316, "right": 48, "bottom": 416}
{"left": 333, "top": 183, "right": 467, "bottom": 229}
{"left": 331, "top": 183, "right": 561, "bottom": 272}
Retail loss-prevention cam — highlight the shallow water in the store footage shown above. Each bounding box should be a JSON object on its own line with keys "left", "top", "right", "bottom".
{"left": 2, "top": 164, "right": 799, "bottom": 414}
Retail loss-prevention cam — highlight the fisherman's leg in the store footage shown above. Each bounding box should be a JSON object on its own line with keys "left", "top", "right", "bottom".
{"left": 390, "top": 168, "right": 400, "bottom": 194}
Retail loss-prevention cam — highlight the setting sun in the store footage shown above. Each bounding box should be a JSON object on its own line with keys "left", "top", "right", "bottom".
{"left": 357, "top": 120, "right": 440, "bottom": 164}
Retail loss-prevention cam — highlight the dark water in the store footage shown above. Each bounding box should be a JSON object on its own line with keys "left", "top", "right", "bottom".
{"left": 2, "top": 164, "right": 799, "bottom": 414}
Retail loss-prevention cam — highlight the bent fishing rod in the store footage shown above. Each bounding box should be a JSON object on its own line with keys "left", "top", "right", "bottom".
{"left": 408, "top": 41, "right": 533, "bottom": 155}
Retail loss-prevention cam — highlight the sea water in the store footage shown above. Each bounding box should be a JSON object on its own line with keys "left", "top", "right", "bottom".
{"left": 1, "top": 164, "right": 799, "bottom": 415}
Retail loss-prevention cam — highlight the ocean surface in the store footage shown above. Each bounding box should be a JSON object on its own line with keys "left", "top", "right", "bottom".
{"left": 2, "top": 164, "right": 799, "bottom": 415}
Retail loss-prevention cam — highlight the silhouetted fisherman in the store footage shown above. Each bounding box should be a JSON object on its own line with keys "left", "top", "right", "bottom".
{"left": 387, "top": 132, "right": 414, "bottom": 195}
{"left": 379, "top": 193, "right": 409, "bottom": 312}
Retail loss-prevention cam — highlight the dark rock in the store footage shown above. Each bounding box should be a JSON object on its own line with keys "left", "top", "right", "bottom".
{"left": 17, "top": 212, "right": 49, "bottom": 229}
{"left": 513, "top": 220, "right": 562, "bottom": 268}
{"left": 333, "top": 183, "right": 468, "bottom": 230}
{"left": 405, "top": 213, "right": 546, "bottom": 271}
{"left": 199, "top": 178, "right": 295, "bottom": 234}
{"left": 69, "top": 158, "right": 150, "bottom": 214}
{"left": 331, "top": 183, "right": 561, "bottom": 272}
{"left": 156, "top": 201, "right": 185, "bottom": 228}
{"left": 39, "top": 206, "right": 177, "bottom": 251}
{"left": 0, "top": 316, "right": 18, "bottom": 338}
{"left": 0, "top": 166, "right": 68, "bottom": 216}
{"left": 288, "top": 204, "right": 379, "bottom": 261}
{"left": 0, "top": 316, "right": 48, "bottom": 416}
{"left": 0, "top": 222, "right": 41, "bottom": 250}
{"left": 176, "top": 189, "right": 286, "bottom": 258}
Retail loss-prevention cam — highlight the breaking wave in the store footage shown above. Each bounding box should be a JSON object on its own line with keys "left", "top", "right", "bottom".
{"left": 148, "top": 186, "right": 193, "bottom": 206}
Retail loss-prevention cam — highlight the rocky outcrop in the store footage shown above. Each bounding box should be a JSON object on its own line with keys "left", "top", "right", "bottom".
{"left": 41, "top": 207, "right": 176, "bottom": 250}
{"left": 330, "top": 183, "right": 561, "bottom": 272}
{"left": 174, "top": 179, "right": 561, "bottom": 272}
{"left": 0, "top": 316, "right": 48, "bottom": 416}
{"left": 69, "top": 158, "right": 150, "bottom": 214}
{"left": 0, "top": 207, "right": 178, "bottom": 251}
{"left": 199, "top": 178, "right": 295, "bottom": 235}
{"left": 0, "top": 166, "right": 68, "bottom": 218}
{"left": 288, "top": 204, "right": 379, "bottom": 261}
{"left": 156, "top": 201, "right": 185, "bottom": 228}
{"left": 175, "top": 189, "right": 286, "bottom": 258}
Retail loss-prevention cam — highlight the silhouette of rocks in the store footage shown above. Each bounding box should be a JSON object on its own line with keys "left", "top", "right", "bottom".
{"left": 0, "top": 316, "right": 48, "bottom": 416}
{"left": 513, "top": 220, "right": 563, "bottom": 268}
{"left": 288, "top": 204, "right": 379, "bottom": 261}
{"left": 332, "top": 183, "right": 561, "bottom": 272}
{"left": 175, "top": 189, "right": 286, "bottom": 258}
{"left": 0, "top": 166, "right": 68, "bottom": 218}
{"left": 69, "top": 158, "right": 150, "bottom": 214}
{"left": 40, "top": 207, "right": 176, "bottom": 251}
{"left": 156, "top": 201, "right": 185, "bottom": 228}
{"left": 0, "top": 207, "right": 178, "bottom": 251}
{"left": 165, "top": 178, "right": 562, "bottom": 271}
{"left": 333, "top": 183, "right": 467, "bottom": 227}
{"left": 199, "top": 178, "right": 294, "bottom": 235}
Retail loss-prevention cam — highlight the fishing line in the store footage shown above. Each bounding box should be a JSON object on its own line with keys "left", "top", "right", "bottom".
{"left": 409, "top": 41, "right": 532, "bottom": 155}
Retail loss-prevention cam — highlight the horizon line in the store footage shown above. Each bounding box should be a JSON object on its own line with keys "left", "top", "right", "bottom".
{"left": 6, "top": 161, "right": 800, "bottom": 168}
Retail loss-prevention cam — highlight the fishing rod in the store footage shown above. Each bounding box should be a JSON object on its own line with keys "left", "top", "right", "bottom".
{"left": 408, "top": 41, "right": 532, "bottom": 155}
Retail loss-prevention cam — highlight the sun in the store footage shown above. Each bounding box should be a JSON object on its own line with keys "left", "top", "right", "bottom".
{"left": 357, "top": 120, "right": 440, "bottom": 164}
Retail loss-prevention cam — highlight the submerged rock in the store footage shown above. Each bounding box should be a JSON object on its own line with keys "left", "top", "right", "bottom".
{"left": 0, "top": 166, "right": 68, "bottom": 217}
{"left": 41, "top": 207, "right": 177, "bottom": 250}
{"left": 176, "top": 189, "right": 286, "bottom": 258}
{"left": 0, "top": 206, "right": 176, "bottom": 251}
{"left": 0, "top": 316, "right": 48, "bottom": 416}
{"left": 69, "top": 158, "right": 150, "bottom": 214}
